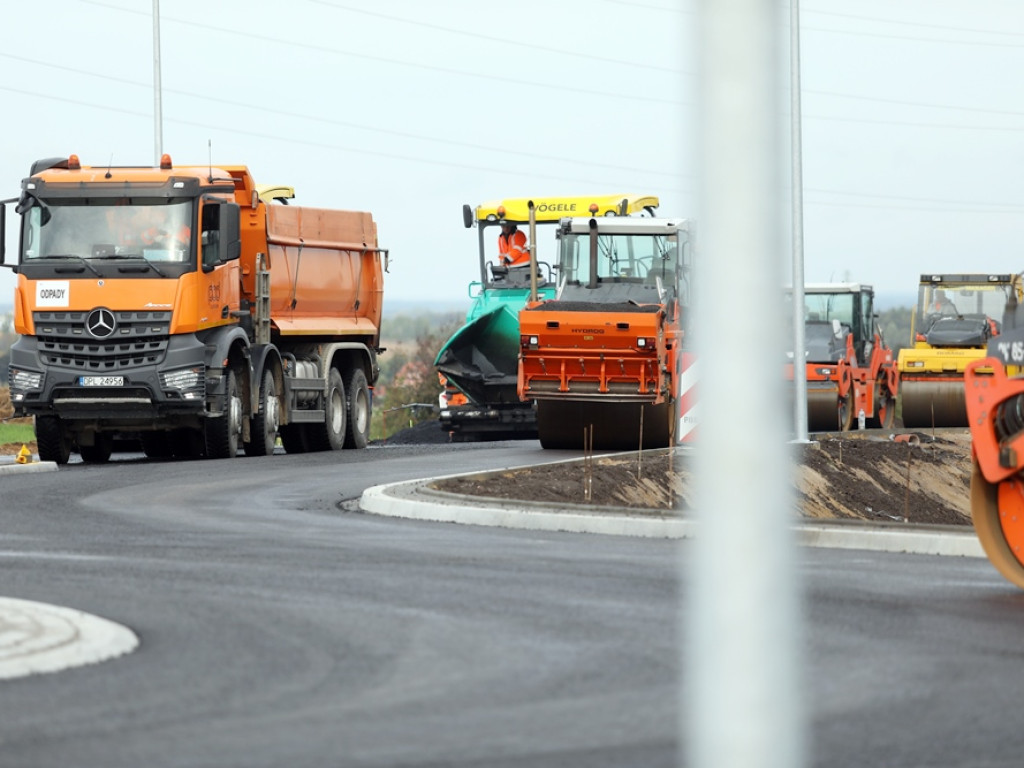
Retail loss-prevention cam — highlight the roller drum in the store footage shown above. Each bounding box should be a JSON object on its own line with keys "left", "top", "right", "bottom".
{"left": 970, "top": 458, "right": 1024, "bottom": 590}
{"left": 899, "top": 380, "right": 967, "bottom": 429}
{"left": 806, "top": 389, "right": 851, "bottom": 432}
{"left": 537, "top": 400, "right": 672, "bottom": 450}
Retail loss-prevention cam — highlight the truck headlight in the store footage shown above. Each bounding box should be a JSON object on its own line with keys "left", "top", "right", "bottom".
{"left": 160, "top": 367, "right": 203, "bottom": 392}
{"left": 9, "top": 367, "right": 43, "bottom": 393}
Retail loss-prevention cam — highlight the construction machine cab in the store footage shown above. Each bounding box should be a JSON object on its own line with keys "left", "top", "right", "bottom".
{"left": 912, "top": 274, "right": 1016, "bottom": 347}
{"left": 801, "top": 284, "right": 877, "bottom": 365}
{"left": 553, "top": 215, "right": 691, "bottom": 310}
{"left": 463, "top": 195, "right": 660, "bottom": 292}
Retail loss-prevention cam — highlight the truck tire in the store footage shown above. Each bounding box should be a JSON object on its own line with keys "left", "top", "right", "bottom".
{"left": 307, "top": 368, "right": 346, "bottom": 452}
{"left": 79, "top": 434, "right": 113, "bottom": 464}
{"left": 245, "top": 369, "right": 280, "bottom": 456}
{"left": 35, "top": 415, "right": 71, "bottom": 465}
{"left": 343, "top": 367, "right": 371, "bottom": 449}
{"left": 204, "top": 369, "right": 242, "bottom": 459}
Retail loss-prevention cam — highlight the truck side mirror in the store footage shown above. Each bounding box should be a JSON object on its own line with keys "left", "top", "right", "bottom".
{"left": 201, "top": 201, "right": 241, "bottom": 272}
{"left": 221, "top": 203, "right": 241, "bottom": 262}
{"left": 462, "top": 204, "right": 473, "bottom": 229}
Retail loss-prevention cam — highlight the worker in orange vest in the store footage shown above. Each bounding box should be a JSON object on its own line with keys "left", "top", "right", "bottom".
{"left": 498, "top": 220, "right": 529, "bottom": 267}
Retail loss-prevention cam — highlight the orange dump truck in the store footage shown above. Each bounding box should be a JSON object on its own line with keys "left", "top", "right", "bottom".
{"left": 1, "top": 154, "right": 386, "bottom": 463}
{"left": 518, "top": 215, "right": 691, "bottom": 449}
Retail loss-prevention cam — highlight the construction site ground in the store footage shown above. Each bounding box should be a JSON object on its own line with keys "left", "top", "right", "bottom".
{"left": 0, "top": 388, "right": 975, "bottom": 527}
{"left": 409, "top": 422, "right": 975, "bottom": 527}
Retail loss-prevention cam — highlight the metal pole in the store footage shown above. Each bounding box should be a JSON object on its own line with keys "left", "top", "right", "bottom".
{"left": 153, "top": 0, "right": 163, "bottom": 164}
{"left": 528, "top": 200, "right": 538, "bottom": 303}
{"left": 687, "top": 1, "right": 805, "bottom": 767}
{"left": 791, "top": 0, "right": 809, "bottom": 442}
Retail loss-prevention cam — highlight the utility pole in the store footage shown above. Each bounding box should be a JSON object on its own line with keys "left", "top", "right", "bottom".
{"left": 791, "top": 0, "right": 809, "bottom": 442}
{"left": 687, "top": 1, "right": 805, "bottom": 766}
{"left": 153, "top": 0, "right": 164, "bottom": 164}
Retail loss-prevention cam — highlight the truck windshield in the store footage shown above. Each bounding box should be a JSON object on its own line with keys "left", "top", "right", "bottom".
{"left": 22, "top": 199, "right": 193, "bottom": 264}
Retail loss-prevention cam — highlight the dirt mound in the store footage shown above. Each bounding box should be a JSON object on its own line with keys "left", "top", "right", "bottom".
{"left": 432, "top": 432, "right": 975, "bottom": 525}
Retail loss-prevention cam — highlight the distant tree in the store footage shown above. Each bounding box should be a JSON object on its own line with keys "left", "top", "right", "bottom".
{"left": 371, "top": 319, "right": 462, "bottom": 440}
{"left": 878, "top": 306, "right": 913, "bottom": 353}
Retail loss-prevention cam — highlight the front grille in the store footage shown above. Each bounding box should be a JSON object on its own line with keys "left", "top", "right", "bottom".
{"left": 34, "top": 311, "right": 172, "bottom": 371}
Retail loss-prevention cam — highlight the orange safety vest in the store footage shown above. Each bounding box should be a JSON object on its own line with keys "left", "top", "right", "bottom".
{"left": 498, "top": 228, "right": 529, "bottom": 267}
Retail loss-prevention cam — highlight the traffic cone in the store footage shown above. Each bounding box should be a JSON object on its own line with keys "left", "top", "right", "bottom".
{"left": 15, "top": 444, "right": 32, "bottom": 464}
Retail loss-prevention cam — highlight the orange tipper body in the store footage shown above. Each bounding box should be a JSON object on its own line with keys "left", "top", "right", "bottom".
{"left": 517, "top": 215, "right": 691, "bottom": 449}
{"left": 3, "top": 154, "right": 387, "bottom": 463}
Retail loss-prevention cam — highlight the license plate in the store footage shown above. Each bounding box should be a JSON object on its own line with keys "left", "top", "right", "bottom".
{"left": 79, "top": 376, "right": 124, "bottom": 387}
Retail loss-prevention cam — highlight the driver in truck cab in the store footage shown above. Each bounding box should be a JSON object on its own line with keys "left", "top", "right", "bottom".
{"left": 105, "top": 204, "right": 190, "bottom": 250}
{"left": 497, "top": 220, "right": 529, "bottom": 267}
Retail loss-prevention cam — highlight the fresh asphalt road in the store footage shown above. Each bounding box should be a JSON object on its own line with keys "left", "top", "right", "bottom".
{"left": 1, "top": 441, "right": 1024, "bottom": 768}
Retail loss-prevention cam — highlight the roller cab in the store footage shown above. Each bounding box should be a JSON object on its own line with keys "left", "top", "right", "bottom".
{"left": 787, "top": 283, "right": 898, "bottom": 432}
{"left": 898, "top": 274, "right": 1019, "bottom": 429}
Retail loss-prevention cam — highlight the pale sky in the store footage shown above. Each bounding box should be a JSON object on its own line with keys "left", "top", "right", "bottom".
{"left": 1, "top": 0, "right": 1022, "bottom": 310}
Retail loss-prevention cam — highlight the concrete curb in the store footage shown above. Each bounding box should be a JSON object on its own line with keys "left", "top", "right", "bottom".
{"left": 0, "top": 597, "right": 139, "bottom": 681}
{"left": 0, "top": 456, "right": 57, "bottom": 475}
{"left": 360, "top": 479, "right": 986, "bottom": 558}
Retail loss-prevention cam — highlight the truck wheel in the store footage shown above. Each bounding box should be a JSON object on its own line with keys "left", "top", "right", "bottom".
{"left": 79, "top": 434, "right": 113, "bottom": 463}
{"left": 307, "top": 368, "right": 346, "bottom": 452}
{"left": 246, "top": 370, "right": 280, "bottom": 456}
{"left": 343, "top": 368, "right": 371, "bottom": 449}
{"left": 205, "top": 369, "right": 242, "bottom": 459}
{"left": 35, "top": 415, "right": 71, "bottom": 465}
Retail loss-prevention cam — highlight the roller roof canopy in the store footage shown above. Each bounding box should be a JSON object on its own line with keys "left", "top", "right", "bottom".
{"left": 561, "top": 216, "right": 689, "bottom": 235}
{"left": 801, "top": 283, "right": 872, "bottom": 294}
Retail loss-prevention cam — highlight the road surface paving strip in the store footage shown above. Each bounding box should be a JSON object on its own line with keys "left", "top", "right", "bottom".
{"left": 0, "top": 597, "right": 139, "bottom": 681}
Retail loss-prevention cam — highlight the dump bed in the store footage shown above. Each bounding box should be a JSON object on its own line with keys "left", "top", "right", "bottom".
{"left": 262, "top": 204, "right": 383, "bottom": 343}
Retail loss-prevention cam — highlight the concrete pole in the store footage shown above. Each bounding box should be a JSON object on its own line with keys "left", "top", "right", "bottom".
{"left": 153, "top": 0, "right": 164, "bottom": 165}
{"left": 791, "top": 0, "right": 809, "bottom": 442}
{"left": 686, "top": 1, "right": 805, "bottom": 767}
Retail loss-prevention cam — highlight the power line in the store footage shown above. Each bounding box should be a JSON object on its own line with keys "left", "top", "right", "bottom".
{"left": 304, "top": 0, "right": 683, "bottom": 74}
{"left": 804, "top": 112, "right": 1024, "bottom": 133}
{"left": 804, "top": 7, "right": 1024, "bottom": 39}
{"left": 803, "top": 21, "right": 1024, "bottom": 49}
{"left": 0, "top": 84, "right": 688, "bottom": 193}
{"left": 78, "top": 0, "right": 683, "bottom": 106}
{"left": 804, "top": 88, "right": 1024, "bottom": 119}
{"left": 0, "top": 52, "right": 680, "bottom": 179}
{"left": 806, "top": 185, "right": 1024, "bottom": 211}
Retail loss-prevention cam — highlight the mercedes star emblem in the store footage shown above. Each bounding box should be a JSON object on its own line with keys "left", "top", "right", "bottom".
{"left": 86, "top": 308, "right": 116, "bottom": 339}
